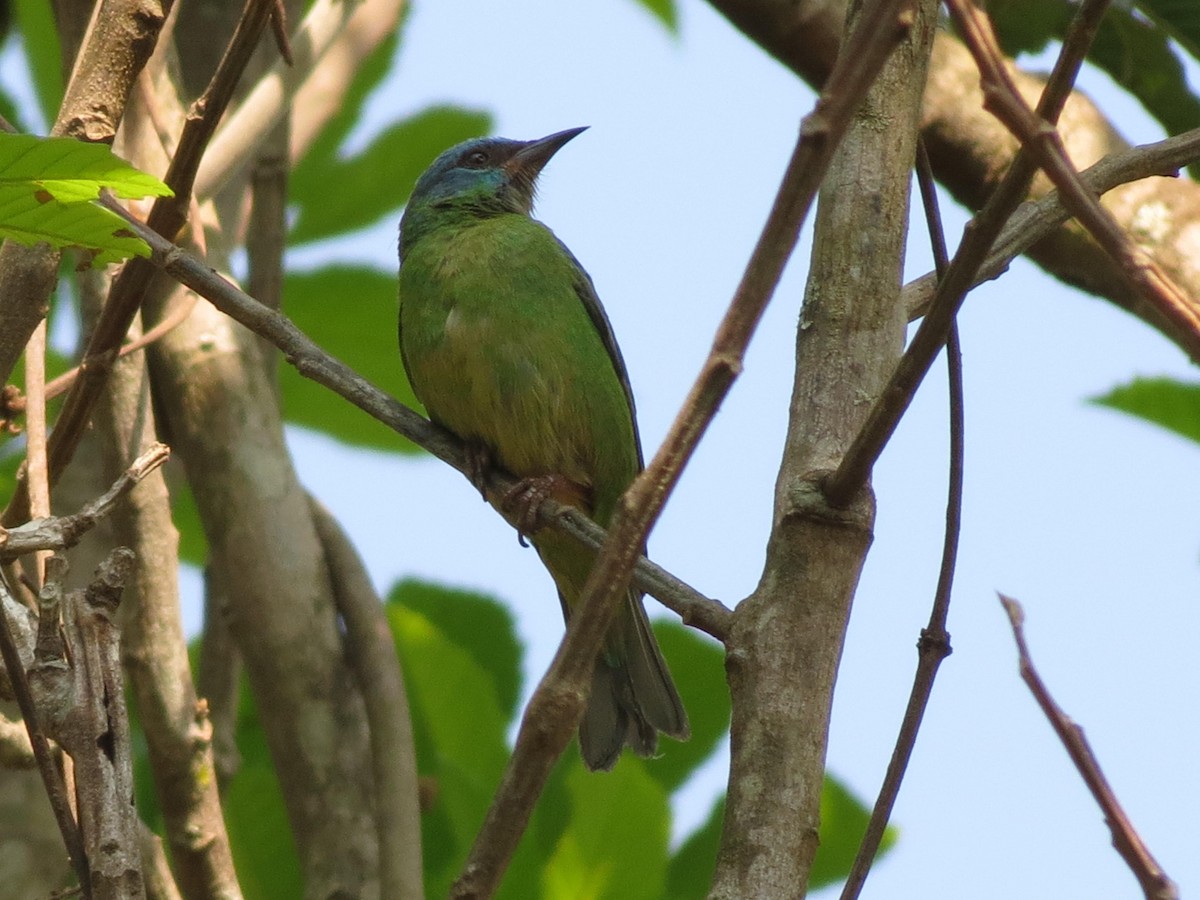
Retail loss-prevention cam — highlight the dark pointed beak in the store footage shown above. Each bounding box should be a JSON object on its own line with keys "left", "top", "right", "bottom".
{"left": 506, "top": 126, "right": 588, "bottom": 181}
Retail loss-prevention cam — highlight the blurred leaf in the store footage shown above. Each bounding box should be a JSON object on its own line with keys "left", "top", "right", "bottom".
{"left": 289, "top": 105, "right": 490, "bottom": 246}
{"left": 667, "top": 795, "right": 723, "bottom": 899}
{"left": 12, "top": 0, "right": 61, "bottom": 127}
{"left": 222, "top": 684, "right": 304, "bottom": 900}
{"left": 1137, "top": 0, "right": 1200, "bottom": 61}
{"left": 279, "top": 265, "right": 423, "bottom": 452}
{"left": 393, "top": 577, "right": 524, "bottom": 719}
{"left": 632, "top": 0, "right": 678, "bottom": 32}
{"left": 387, "top": 582, "right": 513, "bottom": 896}
{"left": 987, "top": 0, "right": 1068, "bottom": 55}
{"left": 169, "top": 472, "right": 209, "bottom": 567}
{"left": 642, "top": 622, "right": 729, "bottom": 793}
{"left": 540, "top": 759, "right": 670, "bottom": 900}
{"left": 990, "top": 1, "right": 1200, "bottom": 176}
{"left": 296, "top": 28, "right": 402, "bottom": 172}
{"left": 810, "top": 773, "right": 897, "bottom": 889}
{"left": 1091, "top": 376, "right": 1200, "bottom": 445}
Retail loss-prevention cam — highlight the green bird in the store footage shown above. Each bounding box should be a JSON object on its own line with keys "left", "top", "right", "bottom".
{"left": 397, "top": 127, "right": 689, "bottom": 770}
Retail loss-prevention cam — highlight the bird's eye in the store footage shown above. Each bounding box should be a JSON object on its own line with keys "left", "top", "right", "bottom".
{"left": 464, "top": 150, "right": 489, "bottom": 167}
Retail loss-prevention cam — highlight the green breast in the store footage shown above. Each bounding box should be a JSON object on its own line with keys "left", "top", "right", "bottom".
{"left": 399, "top": 214, "right": 638, "bottom": 516}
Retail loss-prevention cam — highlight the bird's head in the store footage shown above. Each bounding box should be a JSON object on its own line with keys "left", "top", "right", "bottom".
{"left": 400, "top": 127, "right": 586, "bottom": 251}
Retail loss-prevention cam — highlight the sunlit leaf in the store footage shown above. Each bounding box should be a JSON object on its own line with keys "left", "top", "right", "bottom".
{"left": 1091, "top": 376, "right": 1200, "bottom": 445}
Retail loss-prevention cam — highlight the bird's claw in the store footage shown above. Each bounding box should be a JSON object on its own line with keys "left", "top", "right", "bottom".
{"left": 502, "top": 474, "right": 569, "bottom": 542}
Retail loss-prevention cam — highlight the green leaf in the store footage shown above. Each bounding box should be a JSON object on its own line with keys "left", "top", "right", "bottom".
{"left": 810, "top": 774, "right": 897, "bottom": 889}
{"left": 0, "top": 188, "right": 149, "bottom": 265}
{"left": 539, "top": 759, "right": 670, "bottom": 900}
{"left": 0, "top": 135, "right": 172, "bottom": 265}
{"left": 279, "top": 265, "right": 423, "bottom": 452}
{"left": 222, "top": 682, "right": 304, "bottom": 900}
{"left": 1091, "top": 376, "right": 1200, "bottom": 445}
{"left": 289, "top": 105, "right": 490, "bottom": 246}
{"left": 991, "top": 1, "right": 1200, "bottom": 176}
{"left": 667, "top": 795, "right": 724, "bottom": 899}
{"left": 169, "top": 473, "right": 209, "bottom": 567}
{"left": 0, "top": 133, "right": 173, "bottom": 202}
{"left": 393, "top": 578, "right": 524, "bottom": 720}
{"left": 642, "top": 622, "right": 729, "bottom": 793}
{"left": 12, "top": 0, "right": 62, "bottom": 126}
{"left": 1137, "top": 0, "right": 1200, "bottom": 62}
{"left": 387, "top": 583, "right": 514, "bottom": 897}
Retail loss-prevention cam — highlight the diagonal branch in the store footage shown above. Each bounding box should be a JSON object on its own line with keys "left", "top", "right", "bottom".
{"left": 452, "top": 1, "right": 924, "bottom": 895}
{"left": 2, "top": 0, "right": 279, "bottom": 529}
{"left": 92, "top": 196, "right": 732, "bottom": 639}
{"left": 999, "top": 594, "right": 1178, "bottom": 900}
{"left": 826, "top": 0, "right": 1116, "bottom": 507}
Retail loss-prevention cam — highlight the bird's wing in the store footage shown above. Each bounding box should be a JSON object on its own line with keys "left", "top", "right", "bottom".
{"left": 557, "top": 237, "right": 645, "bottom": 470}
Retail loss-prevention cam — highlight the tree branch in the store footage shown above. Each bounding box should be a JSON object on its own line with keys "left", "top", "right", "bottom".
{"left": 93, "top": 197, "right": 731, "bottom": 639}
{"left": 999, "top": 594, "right": 1178, "bottom": 900}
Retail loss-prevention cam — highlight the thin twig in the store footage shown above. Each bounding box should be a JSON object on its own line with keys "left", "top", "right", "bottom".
{"left": 1, "top": 0, "right": 279, "bottom": 529}
{"left": 0, "top": 444, "right": 170, "bottom": 559}
{"left": 944, "top": 0, "right": 1200, "bottom": 354}
{"left": 24, "top": 319, "right": 51, "bottom": 589}
{"left": 452, "top": 1, "right": 922, "bottom": 895}
{"left": 998, "top": 594, "right": 1178, "bottom": 900}
{"left": 840, "top": 139, "right": 962, "bottom": 899}
{"left": 0, "top": 566, "right": 90, "bottom": 894}
{"left": 88, "top": 197, "right": 733, "bottom": 639}
{"left": 826, "top": 0, "right": 1117, "bottom": 507}
{"left": 42, "top": 293, "right": 199, "bottom": 401}
{"left": 902, "top": 126, "right": 1200, "bottom": 321}
{"left": 309, "top": 497, "right": 423, "bottom": 900}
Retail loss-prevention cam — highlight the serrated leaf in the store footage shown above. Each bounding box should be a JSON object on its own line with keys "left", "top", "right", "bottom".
{"left": 279, "top": 265, "right": 424, "bottom": 452}
{"left": 1091, "top": 376, "right": 1200, "bottom": 445}
{"left": 642, "top": 622, "right": 729, "bottom": 793}
{"left": 289, "top": 105, "right": 490, "bottom": 246}
{"left": 0, "top": 187, "right": 151, "bottom": 266}
{"left": 0, "top": 133, "right": 173, "bottom": 202}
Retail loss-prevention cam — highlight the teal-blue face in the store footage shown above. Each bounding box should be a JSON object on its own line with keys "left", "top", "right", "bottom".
{"left": 400, "top": 128, "right": 587, "bottom": 256}
{"left": 408, "top": 138, "right": 519, "bottom": 212}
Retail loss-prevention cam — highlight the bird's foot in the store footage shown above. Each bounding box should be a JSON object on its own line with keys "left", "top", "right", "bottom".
{"left": 501, "top": 474, "right": 577, "bottom": 546}
{"left": 464, "top": 441, "right": 494, "bottom": 499}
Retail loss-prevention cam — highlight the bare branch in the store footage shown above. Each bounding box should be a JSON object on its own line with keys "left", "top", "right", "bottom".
{"left": 826, "top": 0, "right": 1114, "bottom": 507}
{"left": 455, "top": 2, "right": 925, "bottom": 895}
{"left": 945, "top": 0, "right": 1200, "bottom": 355}
{"left": 999, "top": 594, "right": 1178, "bottom": 900}
{"left": 92, "top": 198, "right": 730, "bottom": 637}
{"left": 0, "top": 445, "right": 170, "bottom": 560}
{"left": 309, "top": 497, "right": 424, "bottom": 900}
{"left": 902, "top": 127, "right": 1200, "bottom": 321}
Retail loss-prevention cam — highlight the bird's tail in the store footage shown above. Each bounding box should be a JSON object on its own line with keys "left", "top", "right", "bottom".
{"left": 577, "top": 589, "right": 691, "bottom": 771}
